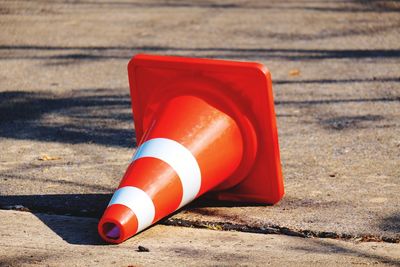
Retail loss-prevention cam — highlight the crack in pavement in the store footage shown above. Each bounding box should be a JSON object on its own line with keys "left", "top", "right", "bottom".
{"left": 1, "top": 205, "right": 398, "bottom": 244}
{"left": 164, "top": 218, "right": 400, "bottom": 244}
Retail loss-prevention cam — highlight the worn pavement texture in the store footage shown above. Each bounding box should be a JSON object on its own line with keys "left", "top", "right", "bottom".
{"left": 0, "top": 0, "right": 399, "bottom": 266}
{"left": 1, "top": 210, "right": 400, "bottom": 266}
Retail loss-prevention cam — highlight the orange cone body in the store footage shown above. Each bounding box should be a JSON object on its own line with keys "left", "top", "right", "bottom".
{"left": 98, "top": 54, "right": 284, "bottom": 243}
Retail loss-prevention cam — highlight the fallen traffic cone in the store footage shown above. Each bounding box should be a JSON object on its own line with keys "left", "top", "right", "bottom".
{"left": 98, "top": 55, "right": 284, "bottom": 243}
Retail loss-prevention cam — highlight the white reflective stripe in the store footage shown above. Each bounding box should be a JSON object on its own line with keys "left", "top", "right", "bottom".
{"left": 108, "top": 186, "right": 155, "bottom": 233}
{"left": 132, "top": 138, "right": 201, "bottom": 208}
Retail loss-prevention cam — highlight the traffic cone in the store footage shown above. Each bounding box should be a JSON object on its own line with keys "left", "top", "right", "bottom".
{"left": 98, "top": 54, "right": 284, "bottom": 243}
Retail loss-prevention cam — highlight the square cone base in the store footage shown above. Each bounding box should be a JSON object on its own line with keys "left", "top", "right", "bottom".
{"left": 128, "top": 54, "right": 284, "bottom": 204}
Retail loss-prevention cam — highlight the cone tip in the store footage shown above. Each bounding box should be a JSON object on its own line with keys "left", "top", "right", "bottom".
{"left": 99, "top": 221, "right": 123, "bottom": 244}
{"left": 104, "top": 223, "right": 121, "bottom": 239}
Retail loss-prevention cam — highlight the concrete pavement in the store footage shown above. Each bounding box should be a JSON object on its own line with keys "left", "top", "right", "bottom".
{"left": 1, "top": 210, "right": 399, "bottom": 266}
{"left": 0, "top": 0, "right": 399, "bottom": 265}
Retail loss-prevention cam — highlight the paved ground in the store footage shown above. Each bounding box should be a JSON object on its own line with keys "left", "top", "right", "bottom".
{"left": 0, "top": 0, "right": 399, "bottom": 265}
{"left": 2, "top": 210, "right": 400, "bottom": 266}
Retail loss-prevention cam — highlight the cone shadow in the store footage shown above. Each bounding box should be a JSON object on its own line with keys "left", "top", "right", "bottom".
{"left": 0, "top": 193, "right": 268, "bottom": 245}
{"left": 34, "top": 212, "right": 105, "bottom": 245}
{"left": 0, "top": 193, "right": 111, "bottom": 245}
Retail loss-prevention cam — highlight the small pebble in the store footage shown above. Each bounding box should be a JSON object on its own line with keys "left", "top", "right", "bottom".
{"left": 137, "top": 245, "right": 150, "bottom": 252}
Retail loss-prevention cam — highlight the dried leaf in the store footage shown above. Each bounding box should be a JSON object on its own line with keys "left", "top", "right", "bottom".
{"left": 38, "top": 155, "right": 61, "bottom": 161}
{"left": 289, "top": 69, "right": 301, "bottom": 76}
{"left": 204, "top": 224, "right": 223, "bottom": 231}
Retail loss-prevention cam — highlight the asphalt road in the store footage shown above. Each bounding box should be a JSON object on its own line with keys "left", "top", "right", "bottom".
{"left": 0, "top": 0, "right": 399, "bottom": 265}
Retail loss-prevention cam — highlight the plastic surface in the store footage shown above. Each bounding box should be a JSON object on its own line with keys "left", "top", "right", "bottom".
{"left": 98, "top": 54, "right": 285, "bottom": 243}
{"left": 128, "top": 54, "right": 284, "bottom": 204}
{"left": 99, "top": 95, "right": 245, "bottom": 243}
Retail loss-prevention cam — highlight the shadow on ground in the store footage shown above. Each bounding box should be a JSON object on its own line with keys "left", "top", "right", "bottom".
{"left": 0, "top": 193, "right": 263, "bottom": 218}
{"left": 34, "top": 212, "right": 105, "bottom": 245}
{"left": 0, "top": 193, "right": 109, "bottom": 245}
{"left": 1, "top": 45, "right": 400, "bottom": 63}
{"left": 1, "top": 194, "right": 399, "bottom": 245}
{"left": 380, "top": 213, "right": 400, "bottom": 236}
{"left": 1, "top": 89, "right": 398, "bottom": 149}
{"left": 0, "top": 90, "right": 135, "bottom": 148}
{"left": 2, "top": 0, "right": 400, "bottom": 13}
{"left": 0, "top": 193, "right": 264, "bottom": 245}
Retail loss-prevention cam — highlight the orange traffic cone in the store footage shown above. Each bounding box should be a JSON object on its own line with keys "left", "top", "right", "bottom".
{"left": 98, "top": 55, "right": 284, "bottom": 243}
